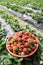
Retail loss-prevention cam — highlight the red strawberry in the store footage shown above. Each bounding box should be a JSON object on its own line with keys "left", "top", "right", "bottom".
{"left": 23, "top": 48, "right": 28, "bottom": 53}
{"left": 33, "top": 40, "right": 38, "bottom": 44}
{"left": 17, "top": 43, "right": 20, "bottom": 48}
{"left": 25, "top": 42, "right": 30, "bottom": 47}
{"left": 8, "top": 46, "right": 12, "bottom": 51}
{"left": 32, "top": 47, "right": 35, "bottom": 50}
{"left": 22, "top": 36, "right": 25, "bottom": 40}
{"left": 18, "top": 37, "right": 21, "bottom": 42}
{"left": 24, "top": 35, "right": 28, "bottom": 39}
{"left": 8, "top": 36, "right": 13, "bottom": 41}
{"left": 13, "top": 50, "right": 16, "bottom": 54}
{"left": 21, "top": 45, "right": 25, "bottom": 48}
{"left": 24, "top": 31, "right": 28, "bottom": 35}
{"left": 14, "top": 42, "right": 17, "bottom": 46}
{"left": 18, "top": 31, "right": 22, "bottom": 36}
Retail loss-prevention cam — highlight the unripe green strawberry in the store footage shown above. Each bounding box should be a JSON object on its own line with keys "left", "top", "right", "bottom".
{"left": 13, "top": 46, "right": 18, "bottom": 51}
{"left": 21, "top": 52, "right": 25, "bottom": 55}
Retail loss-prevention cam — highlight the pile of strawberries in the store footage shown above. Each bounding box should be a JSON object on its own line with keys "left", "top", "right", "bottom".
{"left": 7, "top": 31, "right": 38, "bottom": 56}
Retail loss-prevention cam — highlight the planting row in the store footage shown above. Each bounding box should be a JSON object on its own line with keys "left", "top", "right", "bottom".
{"left": 0, "top": 0, "right": 43, "bottom": 9}
{"left": 0, "top": 2, "right": 43, "bottom": 23}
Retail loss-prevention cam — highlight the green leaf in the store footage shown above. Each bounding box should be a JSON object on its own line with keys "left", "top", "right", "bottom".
{"left": 13, "top": 57, "right": 23, "bottom": 62}
{"left": 18, "top": 62, "right": 21, "bottom": 65}
{"left": 3, "top": 58, "right": 12, "bottom": 65}
{"left": 41, "top": 55, "right": 43, "bottom": 60}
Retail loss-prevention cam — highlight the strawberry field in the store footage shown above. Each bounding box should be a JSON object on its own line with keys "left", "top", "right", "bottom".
{"left": 0, "top": 0, "right": 43, "bottom": 65}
